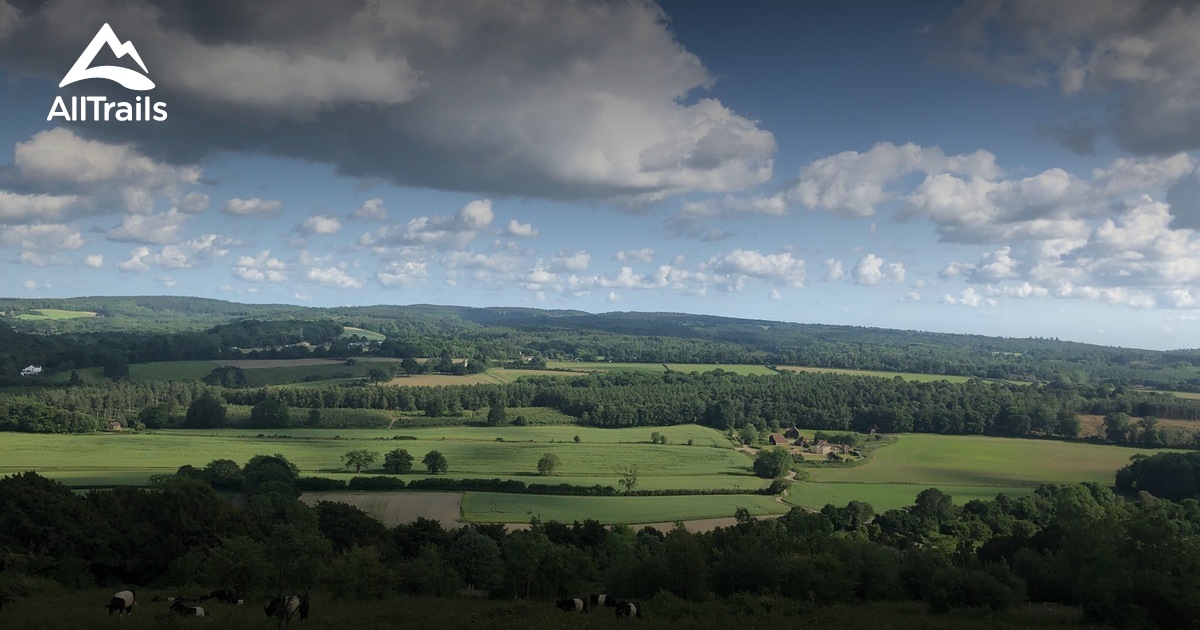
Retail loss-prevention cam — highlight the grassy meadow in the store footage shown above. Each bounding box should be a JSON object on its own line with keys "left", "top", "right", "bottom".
{"left": 462, "top": 492, "right": 786, "bottom": 524}
{"left": 12, "top": 308, "right": 98, "bottom": 320}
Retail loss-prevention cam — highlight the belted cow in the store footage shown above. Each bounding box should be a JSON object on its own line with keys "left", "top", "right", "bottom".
{"left": 614, "top": 600, "right": 642, "bottom": 619}
{"left": 106, "top": 590, "right": 136, "bottom": 615}
{"left": 265, "top": 595, "right": 301, "bottom": 628}
{"left": 169, "top": 600, "right": 206, "bottom": 617}
{"left": 589, "top": 594, "right": 616, "bottom": 611}
{"left": 555, "top": 598, "right": 586, "bottom": 613}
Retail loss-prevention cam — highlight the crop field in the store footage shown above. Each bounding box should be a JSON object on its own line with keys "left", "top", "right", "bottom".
{"left": 462, "top": 492, "right": 786, "bottom": 524}
{"left": 1151, "top": 389, "right": 1200, "bottom": 400}
{"left": 339, "top": 326, "right": 386, "bottom": 341}
{"left": 13, "top": 308, "right": 98, "bottom": 320}
{"left": 546, "top": 361, "right": 673, "bottom": 372}
{"left": 664, "top": 364, "right": 777, "bottom": 375}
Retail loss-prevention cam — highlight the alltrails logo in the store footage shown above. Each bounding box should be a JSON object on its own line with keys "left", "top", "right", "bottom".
{"left": 48, "top": 23, "right": 168, "bottom": 122}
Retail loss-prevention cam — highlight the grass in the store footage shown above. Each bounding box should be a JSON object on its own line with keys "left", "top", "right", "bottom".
{"left": 13, "top": 308, "right": 97, "bottom": 320}
{"left": 775, "top": 365, "right": 977, "bottom": 383}
{"left": 665, "top": 364, "right": 777, "bottom": 376}
{"left": 783, "top": 482, "right": 1036, "bottom": 512}
{"left": 547, "top": 361, "right": 989, "bottom": 382}
{"left": 340, "top": 326, "right": 386, "bottom": 341}
{"left": 462, "top": 492, "right": 786, "bottom": 524}
{"left": 0, "top": 425, "right": 753, "bottom": 491}
{"left": 1150, "top": 389, "right": 1200, "bottom": 400}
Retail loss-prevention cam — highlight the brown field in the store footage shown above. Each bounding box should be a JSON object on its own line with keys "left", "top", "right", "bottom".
{"left": 1077, "top": 413, "right": 1200, "bottom": 439}
{"left": 300, "top": 491, "right": 463, "bottom": 526}
{"left": 216, "top": 357, "right": 399, "bottom": 369}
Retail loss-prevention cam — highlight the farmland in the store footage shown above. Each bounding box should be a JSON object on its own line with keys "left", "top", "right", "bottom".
{"left": 0, "top": 421, "right": 1177, "bottom": 523}
{"left": 11, "top": 308, "right": 98, "bottom": 320}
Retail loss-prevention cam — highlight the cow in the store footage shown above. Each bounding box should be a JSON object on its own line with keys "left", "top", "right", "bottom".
{"left": 106, "top": 590, "right": 136, "bottom": 615}
{"left": 169, "top": 600, "right": 206, "bottom": 617}
{"left": 614, "top": 600, "right": 642, "bottom": 619}
{"left": 554, "top": 598, "right": 586, "bottom": 613}
{"left": 265, "top": 595, "right": 301, "bottom": 628}
{"left": 298, "top": 594, "right": 310, "bottom": 620}
{"left": 588, "top": 594, "right": 616, "bottom": 611}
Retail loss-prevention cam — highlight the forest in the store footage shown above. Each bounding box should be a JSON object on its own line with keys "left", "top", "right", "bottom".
{"left": 1, "top": 456, "right": 1199, "bottom": 628}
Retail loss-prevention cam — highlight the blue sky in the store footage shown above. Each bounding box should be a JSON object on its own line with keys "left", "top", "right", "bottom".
{"left": 0, "top": 0, "right": 1198, "bottom": 349}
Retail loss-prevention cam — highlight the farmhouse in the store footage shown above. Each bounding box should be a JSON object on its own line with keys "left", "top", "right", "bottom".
{"left": 808, "top": 440, "right": 850, "bottom": 455}
{"left": 768, "top": 433, "right": 789, "bottom": 446}
{"left": 20, "top": 365, "right": 42, "bottom": 376}
{"left": 783, "top": 427, "right": 801, "bottom": 440}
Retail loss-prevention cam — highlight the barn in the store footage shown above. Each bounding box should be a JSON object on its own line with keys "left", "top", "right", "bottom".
{"left": 768, "top": 433, "right": 789, "bottom": 446}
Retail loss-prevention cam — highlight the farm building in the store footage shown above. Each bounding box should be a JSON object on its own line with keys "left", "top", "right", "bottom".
{"left": 783, "top": 427, "right": 801, "bottom": 440}
{"left": 768, "top": 433, "right": 789, "bottom": 446}
{"left": 20, "top": 365, "right": 42, "bottom": 376}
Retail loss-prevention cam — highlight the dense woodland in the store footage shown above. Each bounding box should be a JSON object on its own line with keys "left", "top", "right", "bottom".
{"left": 2, "top": 460, "right": 1200, "bottom": 627}
{"left": 2, "top": 296, "right": 1200, "bottom": 390}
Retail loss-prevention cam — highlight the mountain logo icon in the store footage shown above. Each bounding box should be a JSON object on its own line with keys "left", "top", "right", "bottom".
{"left": 59, "top": 23, "right": 155, "bottom": 91}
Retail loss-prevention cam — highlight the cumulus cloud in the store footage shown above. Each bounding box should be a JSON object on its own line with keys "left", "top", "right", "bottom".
{"left": 548, "top": 250, "right": 590, "bottom": 273}
{"left": 930, "top": 0, "right": 1200, "bottom": 154}
{"left": 667, "top": 193, "right": 786, "bottom": 237}
{"left": 220, "top": 197, "right": 283, "bottom": 217}
{"left": 297, "top": 215, "right": 342, "bottom": 236}
{"left": 1, "top": 223, "right": 83, "bottom": 253}
{"left": 351, "top": 198, "right": 387, "bottom": 221}
{"left": 377, "top": 260, "right": 429, "bottom": 287}
{"left": 305, "top": 266, "right": 363, "bottom": 289}
{"left": 117, "top": 234, "right": 233, "bottom": 272}
{"left": 823, "top": 258, "right": 845, "bottom": 282}
{"left": 791, "top": 142, "right": 999, "bottom": 217}
{"left": 83, "top": 254, "right": 103, "bottom": 268}
{"left": 614, "top": 248, "right": 655, "bottom": 264}
{"left": 942, "top": 288, "right": 997, "bottom": 308}
{"left": 852, "top": 254, "right": 906, "bottom": 286}
{"left": 702, "top": 249, "right": 806, "bottom": 290}
{"left": 232, "top": 250, "right": 288, "bottom": 283}
{"left": 504, "top": 220, "right": 539, "bottom": 238}
{"left": 0, "top": 1, "right": 774, "bottom": 202}
{"left": 359, "top": 199, "right": 493, "bottom": 250}
{"left": 107, "top": 208, "right": 194, "bottom": 244}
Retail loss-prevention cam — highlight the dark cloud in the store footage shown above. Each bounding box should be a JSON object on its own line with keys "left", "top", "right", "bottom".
{"left": 1035, "top": 118, "right": 1102, "bottom": 155}
{"left": 0, "top": 0, "right": 775, "bottom": 201}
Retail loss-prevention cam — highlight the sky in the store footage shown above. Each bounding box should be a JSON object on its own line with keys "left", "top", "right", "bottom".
{"left": 0, "top": 0, "right": 1198, "bottom": 350}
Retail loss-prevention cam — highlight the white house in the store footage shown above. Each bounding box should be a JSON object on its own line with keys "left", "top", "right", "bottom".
{"left": 20, "top": 365, "right": 42, "bottom": 376}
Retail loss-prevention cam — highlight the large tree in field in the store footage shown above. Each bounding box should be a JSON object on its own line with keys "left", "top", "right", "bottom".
{"left": 250, "top": 399, "right": 291, "bottom": 428}
{"left": 752, "top": 447, "right": 791, "bottom": 479}
{"left": 423, "top": 450, "right": 448, "bottom": 474}
{"left": 342, "top": 449, "right": 379, "bottom": 473}
{"left": 382, "top": 448, "right": 414, "bottom": 474}
{"left": 185, "top": 392, "right": 227, "bottom": 429}
{"left": 536, "top": 453, "right": 560, "bottom": 476}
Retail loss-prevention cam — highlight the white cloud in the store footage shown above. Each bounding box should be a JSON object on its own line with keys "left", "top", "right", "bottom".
{"left": 359, "top": 199, "right": 493, "bottom": 250}
{"left": 107, "top": 208, "right": 193, "bottom": 244}
{"left": 305, "top": 266, "right": 363, "bottom": 289}
{"left": 548, "top": 250, "right": 590, "bottom": 273}
{"left": 668, "top": 193, "right": 787, "bottom": 236}
{"left": 504, "top": 219, "right": 539, "bottom": 238}
{"left": 220, "top": 197, "right": 283, "bottom": 217}
{"left": 901, "top": 291, "right": 921, "bottom": 302}
{"left": 22, "top": 279, "right": 48, "bottom": 290}
{"left": 823, "top": 258, "right": 845, "bottom": 282}
{"left": 377, "top": 260, "right": 428, "bottom": 287}
{"left": 351, "top": 198, "right": 387, "bottom": 221}
{"left": 1, "top": 223, "right": 83, "bottom": 253}
{"left": 942, "top": 288, "right": 997, "bottom": 308}
{"left": 232, "top": 250, "right": 288, "bottom": 283}
{"left": 852, "top": 254, "right": 906, "bottom": 286}
{"left": 769, "top": 289, "right": 782, "bottom": 300}
{"left": 614, "top": 248, "right": 655, "bottom": 264}
{"left": 117, "top": 234, "right": 233, "bottom": 272}
{"left": 703, "top": 249, "right": 806, "bottom": 289}
{"left": 297, "top": 215, "right": 343, "bottom": 236}
{"left": 607, "top": 291, "right": 622, "bottom": 303}
{"left": 83, "top": 254, "right": 104, "bottom": 269}
{"left": 0, "top": 191, "right": 80, "bottom": 224}
{"left": 792, "top": 142, "right": 1000, "bottom": 217}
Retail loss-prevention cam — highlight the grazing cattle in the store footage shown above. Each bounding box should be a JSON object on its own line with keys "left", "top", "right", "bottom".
{"left": 169, "top": 600, "right": 206, "bottom": 617}
{"left": 588, "top": 594, "right": 616, "bottom": 611}
{"left": 106, "top": 590, "right": 136, "bottom": 615}
{"left": 554, "top": 598, "right": 586, "bottom": 613}
{"left": 265, "top": 596, "right": 301, "bottom": 628}
{"left": 614, "top": 600, "right": 642, "bottom": 619}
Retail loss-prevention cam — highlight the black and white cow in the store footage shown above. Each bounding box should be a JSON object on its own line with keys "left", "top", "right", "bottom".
{"left": 588, "top": 594, "right": 616, "bottom": 611}
{"left": 265, "top": 595, "right": 301, "bottom": 628}
{"left": 106, "top": 590, "right": 136, "bottom": 615}
{"left": 554, "top": 598, "right": 587, "bottom": 613}
{"left": 169, "top": 600, "right": 206, "bottom": 617}
{"left": 614, "top": 600, "right": 642, "bottom": 619}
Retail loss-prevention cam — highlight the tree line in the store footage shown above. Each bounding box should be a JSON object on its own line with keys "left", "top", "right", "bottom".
{"left": 1, "top": 461, "right": 1199, "bottom": 626}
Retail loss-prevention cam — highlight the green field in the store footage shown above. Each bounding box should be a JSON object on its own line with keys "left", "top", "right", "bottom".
{"left": 463, "top": 492, "right": 786, "bottom": 523}
{"left": 776, "top": 365, "right": 976, "bottom": 383}
{"left": 340, "top": 326, "right": 386, "bottom": 341}
{"left": 548, "top": 360, "right": 980, "bottom": 382}
{"left": 12, "top": 308, "right": 98, "bottom": 320}
{"left": 783, "top": 483, "right": 1036, "bottom": 513}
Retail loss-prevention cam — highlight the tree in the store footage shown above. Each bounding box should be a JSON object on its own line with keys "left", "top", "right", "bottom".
{"left": 368, "top": 368, "right": 389, "bottom": 383}
{"left": 250, "top": 399, "right": 291, "bottom": 428}
{"left": 537, "top": 453, "right": 560, "bottom": 476}
{"left": 342, "top": 449, "right": 379, "bottom": 473}
{"left": 306, "top": 408, "right": 322, "bottom": 427}
{"left": 1104, "top": 412, "right": 1132, "bottom": 444}
{"left": 738, "top": 424, "right": 759, "bottom": 446}
{"left": 651, "top": 431, "right": 663, "bottom": 444}
{"left": 185, "top": 392, "right": 227, "bottom": 429}
{"left": 487, "top": 403, "right": 507, "bottom": 426}
{"left": 138, "top": 402, "right": 175, "bottom": 429}
{"left": 423, "top": 450, "right": 448, "bottom": 474}
{"left": 618, "top": 465, "right": 639, "bottom": 494}
{"left": 382, "top": 448, "right": 414, "bottom": 474}
{"left": 752, "top": 447, "right": 791, "bottom": 479}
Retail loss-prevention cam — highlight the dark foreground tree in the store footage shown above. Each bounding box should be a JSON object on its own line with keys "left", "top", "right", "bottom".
{"left": 423, "top": 450, "right": 449, "bottom": 474}
{"left": 250, "top": 399, "right": 291, "bottom": 428}
{"left": 382, "top": 448, "right": 414, "bottom": 474}
{"left": 752, "top": 447, "right": 791, "bottom": 479}
{"left": 185, "top": 392, "right": 227, "bottom": 429}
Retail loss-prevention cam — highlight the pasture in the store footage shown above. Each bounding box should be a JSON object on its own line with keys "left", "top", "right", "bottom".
{"left": 340, "top": 326, "right": 386, "bottom": 341}
{"left": 13, "top": 308, "right": 98, "bottom": 320}
{"left": 775, "top": 365, "right": 976, "bottom": 383}
{"left": 783, "top": 482, "right": 1036, "bottom": 513}
{"left": 461, "top": 492, "right": 786, "bottom": 524}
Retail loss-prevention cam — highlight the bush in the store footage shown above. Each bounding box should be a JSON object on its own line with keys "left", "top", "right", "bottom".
{"left": 347, "top": 476, "right": 406, "bottom": 491}
{"left": 296, "top": 477, "right": 348, "bottom": 491}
